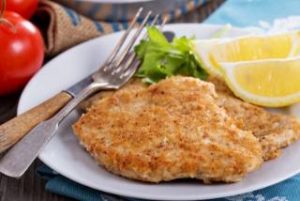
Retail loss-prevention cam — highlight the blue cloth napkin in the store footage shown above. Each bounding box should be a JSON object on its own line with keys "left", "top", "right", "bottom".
{"left": 205, "top": 0, "right": 300, "bottom": 27}
{"left": 39, "top": 0, "right": 300, "bottom": 201}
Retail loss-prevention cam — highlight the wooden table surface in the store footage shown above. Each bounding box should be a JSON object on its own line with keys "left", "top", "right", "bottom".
{"left": 0, "top": 1, "right": 224, "bottom": 201}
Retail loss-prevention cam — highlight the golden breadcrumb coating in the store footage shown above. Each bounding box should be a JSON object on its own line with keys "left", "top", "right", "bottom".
{"left": 82, "top": 76, "right": 300, "bottom": 161}
{"left": 73, "top": 76, "right": 262, "bottom": 183}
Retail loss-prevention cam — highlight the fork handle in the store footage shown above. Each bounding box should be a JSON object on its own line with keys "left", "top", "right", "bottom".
{"left": 0, "top": 92, "right": 72, "bottom": 154}
{"left": 0, "top": 84, "right": 103, "bottom": 178}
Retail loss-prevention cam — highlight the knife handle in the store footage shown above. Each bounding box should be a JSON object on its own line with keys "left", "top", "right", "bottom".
{"left": 0, "top": 92, "right": 72, "bottom": 153}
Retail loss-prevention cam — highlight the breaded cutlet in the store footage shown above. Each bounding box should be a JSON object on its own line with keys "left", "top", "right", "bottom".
{"left": 83, "top": 76, "right": 300, "bottom": 161}
{"left": 73, "top": 76, "right": 263, "bottom": 183}
{"left": 208, "top": 76, "right": 300, "bottom": 160}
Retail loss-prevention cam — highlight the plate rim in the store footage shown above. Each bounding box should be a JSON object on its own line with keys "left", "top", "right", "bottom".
{"left": 17, "top": 23, "right": 300, "bottom": 200}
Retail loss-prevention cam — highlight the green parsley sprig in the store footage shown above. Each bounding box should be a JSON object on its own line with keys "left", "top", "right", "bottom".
{"left": 134, "top": 26, "right": 207, "bottom": 83}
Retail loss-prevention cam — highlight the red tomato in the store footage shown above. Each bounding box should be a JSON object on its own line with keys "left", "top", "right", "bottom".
{"left": 6, "top": 0, "right": 38, "bottom": 19}
{"left": 0, "top": 11, "right": 44, "bottom": 95}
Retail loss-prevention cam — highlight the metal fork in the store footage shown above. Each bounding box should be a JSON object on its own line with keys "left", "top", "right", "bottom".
{"left": 0, "top": 8, "right": 165, "bottom": 178}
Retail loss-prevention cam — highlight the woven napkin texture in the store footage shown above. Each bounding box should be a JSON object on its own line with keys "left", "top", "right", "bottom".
{"left": 33, "top": 0, "right": 101, "bottom": 57}
{"left": 33, "top": 0, "right": 212, "bottom": 57}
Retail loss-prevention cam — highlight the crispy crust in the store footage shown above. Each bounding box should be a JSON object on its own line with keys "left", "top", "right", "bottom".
{"left": 82, "top": 76, "right": 300, "bottom": 161}
{"left": 73, "top": 77, "right": 263, "bottom": 183}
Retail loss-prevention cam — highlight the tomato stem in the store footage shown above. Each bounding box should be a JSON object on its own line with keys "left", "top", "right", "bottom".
{"left": 0, "top": 0, "right": 5, "bottom": 18}
{"left": 0, "top": 0, "right": 16, "bottom": 33}
{"left": 0, "top": 18, "right": 16, "bottom": 33}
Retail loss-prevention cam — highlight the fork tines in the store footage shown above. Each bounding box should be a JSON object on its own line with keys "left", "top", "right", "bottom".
{"left": 102, "top": 8, "right": 168, "bottom": 77}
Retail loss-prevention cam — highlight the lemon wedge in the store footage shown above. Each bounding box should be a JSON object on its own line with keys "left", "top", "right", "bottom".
{"left": 192, "top": 31, "right": 300, "bottom": 77}
{"left": 220, "top": 58, "right": 300, "bottom": 107}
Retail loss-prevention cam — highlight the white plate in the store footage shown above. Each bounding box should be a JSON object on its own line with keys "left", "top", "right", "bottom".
{"left": 18, "top": 24, "right": 300, "bottom": 200}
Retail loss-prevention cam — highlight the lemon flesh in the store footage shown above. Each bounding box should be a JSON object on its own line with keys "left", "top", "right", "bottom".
{"left": 192, "top": 31, "right": 300, "bottom": 77}
{"left": 221, "top": 58, "right": 300, "bottom": 107}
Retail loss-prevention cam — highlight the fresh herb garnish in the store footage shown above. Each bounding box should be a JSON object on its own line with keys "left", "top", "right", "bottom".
{"left": 134, "top": 26, "right": 207, "bottom": 83}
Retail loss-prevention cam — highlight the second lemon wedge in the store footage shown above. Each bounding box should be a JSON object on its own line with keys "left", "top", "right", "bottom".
{"left": 192, "top": 31, "right": 300, "bottom": 77}
{"left": 220, "top": 57, "right": 300, "bottom": 107}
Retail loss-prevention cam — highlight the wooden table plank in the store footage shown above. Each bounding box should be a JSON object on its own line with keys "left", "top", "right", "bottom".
{"left": 0, "top": 1, "right": 224, "bottom": 200}
{"left": 0, "top": 161, "right": 73, "bottom": 201}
